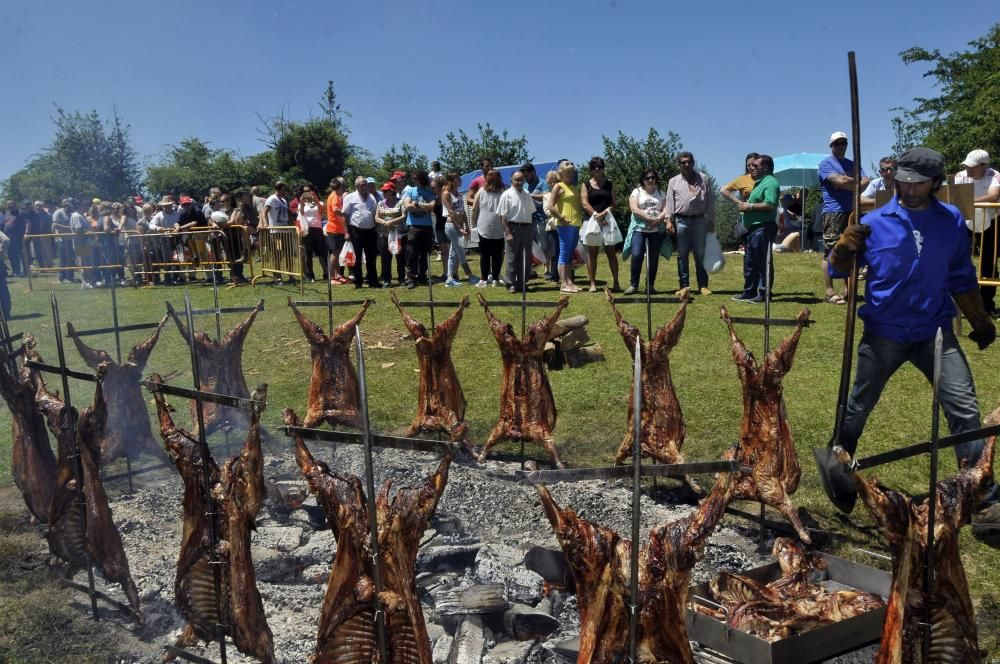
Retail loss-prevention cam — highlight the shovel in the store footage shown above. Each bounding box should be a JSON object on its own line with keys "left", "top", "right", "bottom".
{"left": 814, "top": 52, "right": 864, "bottom": 515}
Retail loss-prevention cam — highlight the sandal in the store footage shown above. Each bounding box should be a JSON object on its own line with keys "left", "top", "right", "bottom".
{"left": 560, "top": 285, "right": 580, "bottom": 294}
{"left": 825, "top": 293, "right": 846, "bottom": 304}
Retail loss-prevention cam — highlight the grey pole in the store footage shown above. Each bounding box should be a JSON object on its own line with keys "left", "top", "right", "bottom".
{"left": 627, "top": 341, "right": 642, "bottom": 662}
{"left": 921, "top": 328, "right": 944, "bottom": 662}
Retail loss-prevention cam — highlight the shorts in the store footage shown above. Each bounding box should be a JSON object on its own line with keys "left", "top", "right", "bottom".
{"left": 822, "top": 212, "right": 849, "bottom": 258}
{"left": 325, "top": 232, "right": 346, "bottom": 255}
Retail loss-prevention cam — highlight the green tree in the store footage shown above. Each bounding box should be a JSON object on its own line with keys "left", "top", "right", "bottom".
{"left": 437, "top": 123, "right": 530, "bottom": 174}
{"left": 146, "top": 137, "right": 250, "bottom": 198}
{"left": 2, "top": 106, "right": 142, "bottom": 202}
{"left": 600, "top": 128, "right": 684, "bottom": 223}
{"left": 272, "top": 118, "right": 350, "bottom": 189}
{"left": 891, "top": 23, "right": 1000, "bottom": 170}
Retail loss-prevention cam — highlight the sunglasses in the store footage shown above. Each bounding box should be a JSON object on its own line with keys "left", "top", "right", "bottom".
{"left": 880, "top": 166, "right": 897, "bottom": 172}
{"left": 679, "top": 160, "right": 693, "bottom": 166}
{"left": 592, "top": 165, "right": 605, "bottom": 170}
{"left": 833, "top": 140, "right": 848, "bottom": 146}
{"left": 643, "top": 175, "right": 657, "bottom": 181}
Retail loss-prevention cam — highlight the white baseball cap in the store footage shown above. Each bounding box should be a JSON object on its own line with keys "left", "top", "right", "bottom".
{"left": 829, "top": 131, "right": 848, "bottom": 145}
{"left": 961, "top": 149, "right": 989, "bottom": 168}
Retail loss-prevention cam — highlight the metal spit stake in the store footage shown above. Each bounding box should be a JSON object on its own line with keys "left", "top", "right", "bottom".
{"left": 627, "top": 341, "right": 642, "bottom": 663}
{"left": 922, "top": 328, "right": 944, "bottom": 662}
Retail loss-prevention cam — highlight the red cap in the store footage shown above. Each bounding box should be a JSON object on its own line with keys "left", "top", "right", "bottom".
{"left": 380, "top": 182, "right": 395, "bottom": 192}
{"left": 133, "top": 195, "right": 144, "bottom": 204}
{"left": 179, "top": 195, "right": 194, "bottom": 204}
{"left": 391, "top": 170, "right": 407, "bottom": 180}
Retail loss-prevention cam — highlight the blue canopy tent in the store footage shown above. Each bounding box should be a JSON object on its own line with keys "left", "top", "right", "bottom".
{"left": 459, "top": 161, "right": 561, "bottom": 192}
{"left": 772, "top": 152, "right": 827, "bottom": 188}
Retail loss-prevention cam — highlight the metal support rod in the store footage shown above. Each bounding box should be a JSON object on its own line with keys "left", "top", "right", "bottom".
{"left": 627, "top": 341, "right": 642, "bottom": 662}
{"left": 0, "top": 305, "right": 18, "bottom": 379}
{"left": 326, "top": 276, "right": 334, "bottom": 333}
{"left": 521, "top": 251, "right": 527, "bottom": 338}
{"left": 212, "top": 276, "right": 223, "bottom": 342}
{"left": 108, "top": 281, "right": 134, "bottom": 492}
{"left": 427, "top": 271, "right": 436, "bottom": 330}
{"left": 645, "top": 243, "right": 653, "bottom": 341}
{"left": 922, "top": 328, "right": 943, "bottom": 662}
{"left": 759, "top": 243, "right": 773, "bottom": 554}
{"left": 354, "top": 327, "right": 390, "bottom": 664}
{"left": 51, "top": 293, "right": 100, "bottom": 620}
{"left": 183, "top": 292, "right": 228, "bottom": 664}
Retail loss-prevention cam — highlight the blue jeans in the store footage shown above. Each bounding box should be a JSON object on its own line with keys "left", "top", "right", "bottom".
{"left": 841, "top": 328, "right": 998, "bottom": 504}
{"left": 629, "top": 231, "right": 664, "bottom": 290}
{"left": 444, "top": 222, "right": 470, "bottom": 276}
{"left": 741, "top": 223, "right": 776, "bottom": 298}
{"left": 675, "top": 216, "right": 708, "bottom": 289}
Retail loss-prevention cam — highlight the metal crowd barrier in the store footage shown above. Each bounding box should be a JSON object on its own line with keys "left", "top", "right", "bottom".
{"left": 252, "top": 225, "right": 304, "bottom": 293}
{"left": 970, "top": 202, "right": 1000, "bottom": 287}
{"left": 24, "top": 231, "right": 138, "bottom": 291}
{"left": 124, "top": 226, "right": 253, "bottom": 288}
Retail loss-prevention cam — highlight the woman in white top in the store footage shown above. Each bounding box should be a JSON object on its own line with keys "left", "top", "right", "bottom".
{"left": 441, "top": 172, "right": 478, "bottom": 286}
{"left": 625, "top": 168, "right": 669, "bottom": 295}
{"left": 296, "top": 187, "right": 328, "bottom": 282}
{"left": 471, "top": 170, "right": 506, "bottom": 286}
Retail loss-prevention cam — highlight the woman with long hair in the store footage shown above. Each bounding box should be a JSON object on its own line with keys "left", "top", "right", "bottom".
{"left": 548, "top": 161, "right": 584, "bottom": 293}
{"left": 624, "top": 168, "right": 668, "bottom": 295}
{"left": 432, "top": 175, "right": 449, "bottom": 281}
{"left": 441, "top": 171, "right": 478, "bottom": 286}
{"left": 296, "top": 187, "right": 329, "bottom": 282}
{"left": 580, "top": 156, "right": 620, "bottom": 292}
{"left": 375, "top": 182, "right": 407, "bottom": 287}
{"left": 226, "top": 190, "right": 254, "bottom": 284}
{"left": 542, "top": 170, "right": 561, "bottom": 283}
{"left": 471, "top": 170, "right": 505, "bottom": 287}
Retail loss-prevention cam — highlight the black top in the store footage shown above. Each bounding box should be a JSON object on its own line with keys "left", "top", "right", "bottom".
{"left": 585, "top": 180, "right": 614, "bottom": 213}
{"left": 178, "top": 206, "right": 208, "bottom": 228}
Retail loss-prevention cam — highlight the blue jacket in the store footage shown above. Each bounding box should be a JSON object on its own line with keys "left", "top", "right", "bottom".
{"left": 833, "top": 194, "right": 978, "bottom": 342}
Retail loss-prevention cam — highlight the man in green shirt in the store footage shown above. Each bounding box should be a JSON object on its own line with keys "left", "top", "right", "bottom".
{"left": 732, "top": 155, "right": 780, "bottom": 303}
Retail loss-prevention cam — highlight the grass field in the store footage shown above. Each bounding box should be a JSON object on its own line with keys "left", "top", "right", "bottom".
{"left": 1, "top": 250, "right": 999, "bottom": 657}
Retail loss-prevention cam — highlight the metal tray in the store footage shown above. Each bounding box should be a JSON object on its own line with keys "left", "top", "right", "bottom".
{"left": 685, "top": 553, "right": 890, "bottom": 664}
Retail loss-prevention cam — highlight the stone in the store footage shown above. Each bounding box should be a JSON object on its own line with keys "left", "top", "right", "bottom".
{"left": 419, "top": 543, "right": 482, "bottom": 574}
{"left": 483, "top": 641, "right": 533, "bottom": 664}
{"left": 253, "top": 525, "right": 304, "bottom": 552}
{"left": 450, "top": 616, "right": 485, "bottom": 664}
{"left": 433, "top": 634, "right": 454, "bottom": 664}
{"left": 475, "top": 543, "right": 543, "bottom": 604}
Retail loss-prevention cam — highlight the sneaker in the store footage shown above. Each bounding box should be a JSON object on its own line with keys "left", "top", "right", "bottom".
{"left": 675, "top": 288, "right": 687, "bottom": 297}
{"left": 489, "top": 279, "right": 497, "bottom": 287}
{"left": 81, "top": 282, "right": 94, "bottom": 289}
{"left": 381, "top": 281, "right": 391, "bottom": 288}
{"left": 700, "top": 287, "right": 712, "bottom": 296}
{"left": 445, "top": 279, "right": 462, "bottom": 288}
{"left": 732, "top": 294, "right": 752, "bottom": 301}
{"left": 405, "top": 280, "right": 417, "bottom": 290}
{"left": 623, "top": 286, "right": 638, "bottom": 296}
{"left": 507, "top": 285, "right": 518, "bottom": 294}
{"left": 95, "top": 280, "right": 105, "bottom": 288}
{"left": 468, "top": 276, "right": 480, "bottom": 286}
{"left": 475, "top": 279, "right": 489, "bottom": 288}
{"left": 973, "top": 503, "right": 1000, "bottom": 541}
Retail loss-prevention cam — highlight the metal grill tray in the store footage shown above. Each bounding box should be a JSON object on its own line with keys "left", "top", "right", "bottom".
{"left": 685, "top": 553, "right": 890, "bottom": 664}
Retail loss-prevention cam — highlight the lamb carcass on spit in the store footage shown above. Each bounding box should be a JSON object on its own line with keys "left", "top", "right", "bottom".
{"left": 835, "top": 405, "right": 998, "bottom": 664}
{"left": 391, "top": 291, "right": 470, "bottom": 447}
{"left": 289, "top": 297, "right": 369, "bottom": 430}
{"left": 66, "top": 316, "right": 168, "bottom": 464}
{"left": 166, "top": 299, "right": 263, "bottom": 437}
{"left": 606, "top": 288, "right": 698, "bottom": 491}
{"left": 720, "top": 305, "right": 812, "bottom": 543}
{"left": 535, "top": 473, "right": 734, "bottom": 664}
{"left": 35, "top": 363, "right": 143, "bottom": 623}
{"left": 285, "top": 407, "right": 450, "bottom": 664}
{"left": 0, "top": 335, "right": 56, "bottom": 522}
{"left": 478, "top": 292, "right": 569, "bottom": 468}
{"left": 150, "top": 374, "right": 275, "bottom": 663}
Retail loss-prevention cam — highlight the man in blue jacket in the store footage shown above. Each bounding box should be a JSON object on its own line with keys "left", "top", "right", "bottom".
{"left": 820, "top": 147, "right": 999, "bottom": 539}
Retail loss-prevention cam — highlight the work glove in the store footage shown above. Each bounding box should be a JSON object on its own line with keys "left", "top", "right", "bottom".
{"left": 954, "top": 290, "right": 996, "bottom": 350}
{"left": 829, "top": 224, "right": 871, "bottom": 273}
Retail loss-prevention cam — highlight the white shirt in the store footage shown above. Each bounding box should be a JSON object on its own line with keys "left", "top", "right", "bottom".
{"left": 630, "top": 187, "right": 665, "bottom": 232}
{"left": 298, "top": 202, "right": 324, "bottom": 229}
{"left": 341, "top": 191, "right": 376, "bottom": 229}
{"left": 955, "top": 167, "right": 1000, "bottom": 228}
{"left": 861, "top": 177, "right": 890, "bottom": 199}
{"left": 497, "top": 186, "right": 535, "bottom": 224}
{"left": 264, "top": 194, "right": 288, "bottom": 227}
{"left": 150, "top": 209, "right": 180, "bottom": 231}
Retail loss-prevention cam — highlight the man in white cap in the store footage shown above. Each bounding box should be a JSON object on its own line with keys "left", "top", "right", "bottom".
{"left": 954, "top": 149, "right": 1000, "bottom": 317}
{"left": 818, "top": 131, "right": 869, "bottom": 304}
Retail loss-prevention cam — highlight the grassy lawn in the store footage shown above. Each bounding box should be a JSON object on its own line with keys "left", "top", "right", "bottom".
{"left": 1, "top": 250, "right": 999, "bottom": 655}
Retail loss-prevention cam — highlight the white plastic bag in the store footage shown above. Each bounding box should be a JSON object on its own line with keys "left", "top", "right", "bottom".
{"left": 572, "top": 240, "right": 586, "bottom": 266}
{"left": 581, "top": 215, "right": 603, "bottom": 247}
{"left": 339, "top": 240, "right": 356, "bottom": 267}
{"left": 703, "top": 232, "right": 725, "bottom": 273}
{"left": 531, "top": 241, "right": 546, "bottom": 266}
{"left": 387, "top": 228, "right": 401, "bottom": 256}
{"left": 601, "top": 211, "right": 622, "bottom": 245}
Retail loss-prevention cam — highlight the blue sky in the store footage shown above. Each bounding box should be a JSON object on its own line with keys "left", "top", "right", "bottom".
{"left": 1, "top": 0, "right": 995, "bottom": 186}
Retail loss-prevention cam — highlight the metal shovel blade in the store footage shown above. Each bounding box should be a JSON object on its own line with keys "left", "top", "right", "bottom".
{"left": 813, "top": 445, "right": 858, "bottom": 514}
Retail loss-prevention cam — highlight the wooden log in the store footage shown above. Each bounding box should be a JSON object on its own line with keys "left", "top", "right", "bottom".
{"left": 449, "top": 616, "right": 485, "bottom": 664}
{"left": 557, "top": 326, "right": 590, "bottom": 352}
{"left": 564, "top": 343, "right": 605, "bottom": 368}
{"left": 435, "top": 583, "right": 509, "bottom": 616}
{"left": 503, "top": 603, "right": 560, "bottom": 641}
{"left": 547, "top": 315, "right": 588, "bottom": 340}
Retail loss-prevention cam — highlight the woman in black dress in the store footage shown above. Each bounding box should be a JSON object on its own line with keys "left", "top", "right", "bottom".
{"left": 580, "top": 156, "right": 621, "bottom": 292}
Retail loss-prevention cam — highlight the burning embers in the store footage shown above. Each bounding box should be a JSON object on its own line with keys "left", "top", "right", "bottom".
{"left": 150, "top": 374, "right": 276, "bottom": 663}
{"left": 285, "top": 408, "right": 450, "bottom": 664}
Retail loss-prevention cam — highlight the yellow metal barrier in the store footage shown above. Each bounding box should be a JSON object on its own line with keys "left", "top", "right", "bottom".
{"left": 24, "top": 231, "right": 138, "bottom": 290}
{"left": 252, "top": 225, "right": 304, "bottom": 293}
{"left": 124, "top": 226, "right": 255, "bottom": 288}
{"left": 971, "top": 202, "right": 1000, "bottom": 287}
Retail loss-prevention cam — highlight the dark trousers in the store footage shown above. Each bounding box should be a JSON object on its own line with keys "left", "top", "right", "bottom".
{"left": 58, "top": 239, "right": 76, "bottom": 281}
{"left": 7, "top": 237, "right": 23, "bottom": 276}
{"left": 505, "top": 223, "right": 534, "bottom": 289}
{"left": 629, "top": 231, "right": 664, "bottom": 290}
{"left": 547, "top": 229, "right": 559, "bottom": 280}
{"left": 224, "top": 227, "right": 246, "bottom": 280}
{"left": 347, "top": 226, "right": 379, "bottom": 287}
{"left": 378, "top": 233, "right": 406, "bottom": 284}
{"left": 479, "top": 236, "right": 504, "bottom": 282}
{"left": 405, "top": 225, "right": 434, "bottom": 283}
{"left": 301, "top": 227, "right": 328, "bottom": 281}
{"left": 741, "top": 223, "right": 776, "bottom": 297}
{"left": 0, "top": 263, "right": 10, "bottom": 318}
{"left": 975, "top": 226, "right": 998, "bottom": 312}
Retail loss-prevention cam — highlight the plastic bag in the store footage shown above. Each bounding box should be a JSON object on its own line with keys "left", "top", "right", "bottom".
{"left": 601, "top": 211, "right": 622, "bottom": 245}
{"left": 387, "top": 228, "right": 401, "bottom": 256}
{"left": 339, "top": 240, "right": 356, "bottom": 267}
{"left": 531, "top": 241, "right": 546, "bottom": 266}
{"left": 581, "top": 216, "right": 603, "bottom": 247}
{"left": 572, "top": 240, "right": 586, "bottom": 267}
{"left": 703, "top": 232, "right": 725, "bottom": 273}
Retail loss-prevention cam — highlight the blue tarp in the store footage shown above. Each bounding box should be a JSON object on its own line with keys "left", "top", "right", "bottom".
{"left": 459, "top": 161, "right": 561, "bottom": 192}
